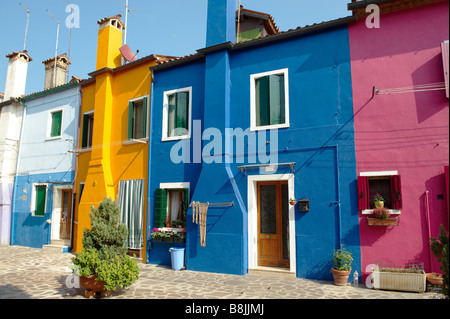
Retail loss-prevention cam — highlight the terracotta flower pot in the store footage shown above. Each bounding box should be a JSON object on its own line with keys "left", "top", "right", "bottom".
{"left": 79, "top": 275, "right": 105, "bottom": 292}
{"left": 331, "top": 268, "right": 351, "bottom": 286}
{"left": 426, "top": 273, "right": 443, "bottom": 285}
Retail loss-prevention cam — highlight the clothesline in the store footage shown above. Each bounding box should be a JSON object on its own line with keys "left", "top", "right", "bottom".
{"left": 373, "top": 82, "right": 446, "bottom": 96}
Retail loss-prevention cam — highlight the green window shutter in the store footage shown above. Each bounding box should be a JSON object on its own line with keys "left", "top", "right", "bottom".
{"left": 142, "top": 97, "right": 148, "bottom": 138}
{"left": 168, "top": 94, "right": 177, "bottom": 137}
{"left": 256, "top": 76, "right": 270, "bottom": 127}
{"left": 269, "top": 74, "right": 285, "bottom": 125}
{"left": 176, "top": 92, "right": 189, "bottom": 136}
{"left": 183, "top": 188, "right": 190, "bottom": 221}
{"left": 128, "top": 101, "right": 134, "bottom": 140}
{"left": 51, "top": 111, "right": 62, "bottom": 137}
{"left": 82, "top": 114, "right": 88, "bottom": 148}
{"left": 154, "top": 188, "right": 167, "bottom": 228}
{"left": 35, "top": 185, "right": 47, "bottom": 216}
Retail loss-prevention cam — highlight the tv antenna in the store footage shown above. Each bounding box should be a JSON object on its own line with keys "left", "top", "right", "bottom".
{"left": 65, "top": 0, "right": 74, "bottom": 83}
{"left": 46, "top": 9, "right": 60, "bottom": 89}
{"left": 120, "top": 0, "right": 138, "bottom": 45}
{"left": 19, "top": 3, "right": 30, "bottom": 51}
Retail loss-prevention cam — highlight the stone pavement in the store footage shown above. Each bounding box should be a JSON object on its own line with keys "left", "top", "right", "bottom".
{"left": 0, "top": 245, "right": 445, "bottom": 300}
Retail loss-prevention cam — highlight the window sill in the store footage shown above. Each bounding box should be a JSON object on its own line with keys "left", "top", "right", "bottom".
{"left": 250, "top": 123, "right": 290, "bottom": 132}
{"left": 362, "top": 209, "right": 401, "bottom": 215}
{"left": 161, "top": 135, "right": 191, "bottom": 142}
{"left": 45, "top": 136, "right": 62, "bottom": 141}
{"left": 79, "top": 147, "right": 92, "bottom": 153}
{"left": 123, "top": 138, "right": 149, "bottom": 145}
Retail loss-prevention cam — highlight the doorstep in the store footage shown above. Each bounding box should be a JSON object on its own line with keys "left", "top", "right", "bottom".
{"left": 42, "top": 239, "right": 72, "bottom": 253}
{"left": 248, "top": 266, "right": 296, "bottom": 278}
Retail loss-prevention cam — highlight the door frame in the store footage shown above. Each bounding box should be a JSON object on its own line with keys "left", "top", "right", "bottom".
{"left": 248, "top": 173, "right": 296, "bottom": 273}
{"left": 51, "top": 185, "right": 73, "bottom": 243}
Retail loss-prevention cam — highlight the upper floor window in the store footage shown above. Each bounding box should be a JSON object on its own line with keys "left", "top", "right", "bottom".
{"left": 128, "top": 96, "right": 149, "bottom": 141}
{"left": 250, "top": 68, "right": 289, "bottom": 131}
{"left": 48, "top": 109, "right": 63, "bottom": 139}
{"left": 162, "top": 87, "right": 192, "bottom": 141}
{"left": 82, "top": 111, "right": 94, "bottom": 149}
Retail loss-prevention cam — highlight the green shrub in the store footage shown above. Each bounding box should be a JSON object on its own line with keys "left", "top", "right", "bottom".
{"left": 430, "top": 225, "right": 449, "bottom": 298}
{"left": 332, "top": 246, "right": 353, "bottom": 272}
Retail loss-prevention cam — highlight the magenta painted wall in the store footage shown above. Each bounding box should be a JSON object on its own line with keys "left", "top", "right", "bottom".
{"left": 349, "top": 2, "right": 449, "bottom": 279}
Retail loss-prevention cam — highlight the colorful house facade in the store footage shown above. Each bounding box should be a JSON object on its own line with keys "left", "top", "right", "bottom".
{"left": 348, "top": 0, "right": 449, "bottom": 279}
{"left": 73, "top": 15, "right": 174, "bottom": 261}
{"left": 11, "top": 79, "right": 81, "bottom": 250}
{"left": 147, "top": 0, "right": 362, "bottom": 280}
{"left": 0, "top": 50, "right": 32, "bottom": 246}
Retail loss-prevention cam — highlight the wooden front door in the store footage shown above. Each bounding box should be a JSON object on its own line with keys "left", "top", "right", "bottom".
{"left": 60, "top": 190, "right": 72, "bottom": 240}
{"left": 257, "top": 181, "right": 290, "bottom": 268}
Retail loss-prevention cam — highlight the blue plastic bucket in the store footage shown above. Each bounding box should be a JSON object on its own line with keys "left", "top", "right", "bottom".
{"left": 169, "top": 247, "right": 185, "bottom": 270}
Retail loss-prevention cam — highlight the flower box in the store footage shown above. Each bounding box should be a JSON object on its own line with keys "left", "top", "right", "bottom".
{"left": 372, "top": 269, "right": 426, "bottom": 292}
{"left": 367, "top": 217, "right": 398, "bottom": 226}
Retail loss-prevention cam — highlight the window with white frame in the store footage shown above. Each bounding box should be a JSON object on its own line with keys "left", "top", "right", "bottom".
{"left": 81, "top": 111, "right": 94, "bottom": 149}
{"left": 357, "top": 171, "right": 403, "bottom": 214}
{"left": 162, "top": 87, "right": 192, "bottom": 141}
{"left": 31, "top": 184, "right": 48, "bottom": 217}
{"left": 47, "top": 109, "right": 63, "bottom": 139}
{"left": 250, "top": 68, "right": 289, "bottom": 131}
{"left": 127, "top": 96, "right": 149, "bottom": 141}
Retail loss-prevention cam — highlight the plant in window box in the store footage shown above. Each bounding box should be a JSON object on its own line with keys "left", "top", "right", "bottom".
{"left": 374, "top": 193, "right": 385, "bottom": 209}
{"left": 173, "top": 230, "right": 186, "bottom": 243}
{"left": 171, "top": 219, "right": 184, "bottom": 228}
{"left": 368, "top": 208, "right": 398, "bottom": 226}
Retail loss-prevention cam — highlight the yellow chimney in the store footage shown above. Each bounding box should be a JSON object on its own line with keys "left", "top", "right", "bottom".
{"left": 95, "top": 15, "right": 125, "bottom": 70}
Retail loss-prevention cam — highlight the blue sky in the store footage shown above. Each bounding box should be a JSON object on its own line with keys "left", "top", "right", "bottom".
{"left": 0, "top": 0, "right": 351, "bottom": 95}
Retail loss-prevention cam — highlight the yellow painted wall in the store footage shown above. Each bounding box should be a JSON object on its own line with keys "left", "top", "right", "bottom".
{"left": 74, "top": 19, "right": 157, "bottom": 263}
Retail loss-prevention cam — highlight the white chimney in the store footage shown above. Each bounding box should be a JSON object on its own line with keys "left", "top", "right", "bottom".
{"left": 3, "top": 50, "right": 32, "bottom": 101}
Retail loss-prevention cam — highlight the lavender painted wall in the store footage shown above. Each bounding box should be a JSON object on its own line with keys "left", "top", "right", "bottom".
{"left": 349, "top": 2, "right": 449, "bottom": 279}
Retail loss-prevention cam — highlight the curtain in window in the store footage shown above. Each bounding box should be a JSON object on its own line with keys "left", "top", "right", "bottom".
{"left": 118, "top": 179, "right": 144, "bottom": 249}
{"left": 256, "top": 74, "right": 285, "bottom": 126}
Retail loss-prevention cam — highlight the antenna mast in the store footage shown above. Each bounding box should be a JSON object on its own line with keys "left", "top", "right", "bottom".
{"left": 237, "top": 0, "right": 242, "bottom": 43}
{"left": 19, "top": 3, "right": 30, "bottom": 51}
{"left": 65, "top": 0, "right": 73, "bottom": 83}
{"left": 46, "top": 10, "right": 61, "bottom": 89}
{"left": 121, "top": 0, "right": 129, "bottom": 44}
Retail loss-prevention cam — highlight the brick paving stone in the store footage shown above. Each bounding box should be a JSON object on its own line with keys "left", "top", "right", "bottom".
{"left": 0, "top": 245, "right": 446, "bottom": 300}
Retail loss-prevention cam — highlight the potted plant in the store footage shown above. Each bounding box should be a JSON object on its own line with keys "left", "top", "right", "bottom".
{"left": 367, "top": 208, "right": 398, "bottom": 226}
{"left": 429, "top": 224, "right": 449, "bottom": 298}
{"left": 289, "top": 198, "right": 297, "bottom": 206}
{"left": 371, "top": 264, "right": 426, "bottom": 293}
{"left": 374, "top": 193, "right": 384, "bottom": 209}
{"left": 71, "top": 198, "right": 140, "bottom": 298}
{"left": 331, "top": 246, "right": 353, "bottom": 286}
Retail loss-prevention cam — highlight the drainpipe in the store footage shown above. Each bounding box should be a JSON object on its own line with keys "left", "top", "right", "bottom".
{"left": 146, "top": 69, "right": 156, "bottom": 263}
{"left": 425, "top": 191, "right": 433, "bottom": 273}
{"left": 10, "top": 99, "right": 27, "bottom": 246}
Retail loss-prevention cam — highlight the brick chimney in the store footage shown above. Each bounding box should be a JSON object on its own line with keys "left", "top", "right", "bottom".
{"left": 3, "top": 50, "right": 32, "bottom": 100}
{"left": 42, "top": 53, "right": 70, "bottom": 90}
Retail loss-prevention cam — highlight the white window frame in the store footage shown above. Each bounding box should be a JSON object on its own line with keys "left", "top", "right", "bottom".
{"left": 124, "top": 95, "right": 150, "bottom": 144}
{"left": 250, "top": 68, "right": 290, "bottom": 132}
{"left": 359, "top": 170, "right": 401, "bottom": 215}
{"left": 81, "top": 110, "right": 94, "bottom": 151}
{"left": 162, "top": 87, "right": 192, "bottom": 142}
{"left": 31, "top": 183, "right": 48, "bottom": 217}
{"left": 46, "top": 108, "right": 64, "bottom": 140}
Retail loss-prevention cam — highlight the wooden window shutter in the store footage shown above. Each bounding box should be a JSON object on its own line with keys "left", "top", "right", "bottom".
{"left": 183, "top": 188, "right": 190, "bottom": 221}
{"left": 357, "top": 176, "right": 370, "bottom": 210}
{"left": 269, "top": 74, "right": 285, "bottom": 125}
{"left": 51, "top": 111, "right": 62, "bottom": 137}
{"left": 142, "top": 97, "right": 148, "bottom": 138}
{"left": 391, "top": 175, "right": 403, "bottom": 210}
{"left": 35, "top": 186, "right": 47, "bottom": 216}
{"left": 82, "top": 114, "right": 89, "bottom": 148}
{"left": 442, "top": 41, "right": 449, "bottom": 98}
{"left": 154, "top": 188, "right": 167, "bottom": 228}
{"left": 127, "top": 101, "right": 134, "bottom": 140}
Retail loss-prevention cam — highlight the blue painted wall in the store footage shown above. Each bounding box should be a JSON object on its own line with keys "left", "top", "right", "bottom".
{"left": 12, "top": 172, "right": 74, "bottom": 248}
{"left": 148, "top": 25, "right": 361, "bottom": 280}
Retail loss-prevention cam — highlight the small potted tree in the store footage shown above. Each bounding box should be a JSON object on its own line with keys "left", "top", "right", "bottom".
{"left": 71, "top": 198, "right": 140, "bottom": 298}
{"left": 331, "top": 246, "right": 353, "bottom": 286}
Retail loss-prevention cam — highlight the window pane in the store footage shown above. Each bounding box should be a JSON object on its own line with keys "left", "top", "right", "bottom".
{"left": 256, "top": 76, "right": 270, "bottom": 126}
{"left": 133, "top": 100, "right": 145, "bottom": 139}
{"left": 50, "top": 111, "right": 62, "bottom": 137}
{"left": 260, "top": 185, "right": 277, "bottom": 234}
{"left": 87, "top": 115, "right": 94, "bottom": 147}
{"left": 175, "top": 92, "right": 189, "bottom": 136}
